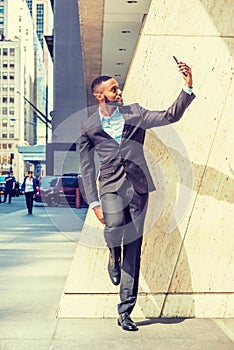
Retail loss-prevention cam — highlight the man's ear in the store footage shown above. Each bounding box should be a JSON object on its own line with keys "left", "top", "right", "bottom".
{"left": 93, "top": 92, "right": 104, "bottom": 103}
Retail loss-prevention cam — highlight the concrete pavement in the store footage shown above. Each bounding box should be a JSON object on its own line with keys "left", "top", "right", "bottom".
{"left": 0, "top": 197, "right": 234, "bottom": 349}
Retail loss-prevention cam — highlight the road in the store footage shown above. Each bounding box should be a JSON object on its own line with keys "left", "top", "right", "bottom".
{"left": 0, "top": 194, "right": 27, "bottom": 214}
{"left": 0, "top": 193, "right": 88, "bottom": 349}
{"left": 0, "top": 195, "right": 88, "bottom": 242}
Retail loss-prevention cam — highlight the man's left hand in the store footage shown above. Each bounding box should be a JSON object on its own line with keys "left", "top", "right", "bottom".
{"left": 178, "top": 61, "right": 193, "bottom": 88}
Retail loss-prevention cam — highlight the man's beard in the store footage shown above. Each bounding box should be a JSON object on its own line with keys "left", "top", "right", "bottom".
{"left": 104, "top": 95, "right": 123, "bottom": 106}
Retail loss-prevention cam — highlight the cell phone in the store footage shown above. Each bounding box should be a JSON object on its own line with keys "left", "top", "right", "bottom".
{"left": 173, "top": 55, "right": 187, "bottom": 76}
{"left": 173, "top": 55, "right": 179, "bottom": 64}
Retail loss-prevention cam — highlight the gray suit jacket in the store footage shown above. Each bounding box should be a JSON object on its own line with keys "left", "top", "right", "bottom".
{"left": 79, "top": 90, "right": 195, "bottom": 204}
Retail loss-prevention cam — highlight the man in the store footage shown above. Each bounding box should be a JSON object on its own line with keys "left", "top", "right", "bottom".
{"left": 3, "top": 172, "right": 15, "bottom": 204}
{"left": 79, "top": 60, "right": 195, "bottom": 331}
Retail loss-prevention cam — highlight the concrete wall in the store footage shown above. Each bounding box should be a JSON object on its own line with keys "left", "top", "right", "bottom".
{"left": 58, "top": 0, "right": 234, "bottom": 318}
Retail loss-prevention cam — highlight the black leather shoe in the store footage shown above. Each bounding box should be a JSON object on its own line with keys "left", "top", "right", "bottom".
{"left": 118, "top": 313, "right": 138, "bottom": 331}
{"left": 108, "top": 249, "right": 121, "bottom": 286}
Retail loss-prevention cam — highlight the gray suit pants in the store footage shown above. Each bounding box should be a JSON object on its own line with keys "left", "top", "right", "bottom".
{"left": 101, "top": 179, "right": 148, "bottom": 315}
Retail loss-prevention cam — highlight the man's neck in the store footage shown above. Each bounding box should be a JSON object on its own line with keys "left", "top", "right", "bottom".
{"left": 99, "top": 103, "right": 117, "bottom": 117}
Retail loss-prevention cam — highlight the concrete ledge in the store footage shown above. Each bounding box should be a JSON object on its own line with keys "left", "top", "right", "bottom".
{"left": 58, "top": 292, "right": 234, "bottom": 318}
{"left": 57, "top": 293, "right": 164, "bottom": 318}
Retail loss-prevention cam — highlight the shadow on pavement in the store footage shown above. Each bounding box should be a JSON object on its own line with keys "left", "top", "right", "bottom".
{"left": 136, "top": 317, "right": 186, "bottom": 327}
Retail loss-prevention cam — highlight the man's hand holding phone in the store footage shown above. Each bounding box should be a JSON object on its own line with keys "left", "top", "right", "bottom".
{"left": 173, "top": 56, "right": 193, "bottom": 88}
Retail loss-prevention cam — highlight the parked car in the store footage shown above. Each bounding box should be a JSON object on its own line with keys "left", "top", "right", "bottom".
{"left": 12, "top": 181, "right": 20, "bottom": 197}
{"left": 0, "top": 175, "right": 6, "bottom": 196}
{"left": 34, "top": 175, "right": 88, "bottom": 207}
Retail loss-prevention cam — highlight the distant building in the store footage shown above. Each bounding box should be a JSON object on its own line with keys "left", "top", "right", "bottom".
{"left": 0, "top": 0, "right": 48, "bottom": 181}
{"left": 26, "top": 0, "right": 54, "bottom": 146}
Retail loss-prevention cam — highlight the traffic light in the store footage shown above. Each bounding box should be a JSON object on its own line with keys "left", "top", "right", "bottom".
{"left": 10, "top": 153, "right": 14, "bottom": 165}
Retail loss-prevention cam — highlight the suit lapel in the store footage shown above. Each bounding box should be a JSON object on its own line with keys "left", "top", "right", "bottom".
{"left": 90, "top": 106, "right": 130, "bottom": 144}
{"left": 120, "top": 109, "right": 129, "bottom": 142}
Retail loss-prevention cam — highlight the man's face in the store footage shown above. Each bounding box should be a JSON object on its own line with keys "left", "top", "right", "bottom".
{"left": 97, "top": 78, "right": 123, "bottom": 105}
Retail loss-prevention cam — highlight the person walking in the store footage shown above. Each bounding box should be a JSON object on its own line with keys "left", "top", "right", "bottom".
{"left": 21, "top": 171, "right": 37, "bottom": 214}
{"left": 79, "top": 60, "right": 195, "bottom": 331}
{"left": 3, "top": 171, "right": 15, "bottom": 204}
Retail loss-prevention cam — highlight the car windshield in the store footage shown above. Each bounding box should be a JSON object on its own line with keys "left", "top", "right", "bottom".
{"left": 0, "top": 176, "right": 6, "bottom": 183}
{"left": 40, "top": 176, "right": 58, "bottom": 188}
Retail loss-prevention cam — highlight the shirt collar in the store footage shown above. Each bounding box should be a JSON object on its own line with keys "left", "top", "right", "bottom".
{"left": 99, "top": 106, "right": 120, "bottom": 122}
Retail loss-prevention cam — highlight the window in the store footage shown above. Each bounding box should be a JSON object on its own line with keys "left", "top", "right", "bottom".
{"left": 2, "top": 155, "right": 9, "bottom": 163}
{"left": 2, "top": 72, "right": 7, "bottom": 80}
{"left": 9, "top": 133, "right": 14, "bottom": 139}
{"left": 36, "top": 3, "right": 44, "bottom": 48}
{"left": 3, "top": 48, "right": 7, "bottom": 56}
{"left": 2, "top": 84, "right": 7, "bottom": 92}
{"left": 2, "top": 144, "right": 7, "bottom": 149}
{"left": 10, "top": 48, "right": 15, "bottom": 56}
{"left": 0, "top": 6, "right": 4, "bottom": 14}
{"left": 2, "top": 107, "right": 7, "bottom": 115}
{"left": 9, "top": 60, "right": 14, "bottom": 68}
{"left": 9, "top": 96, "right": 14, "bottom": 103}
{"left": 26, "top": 0, "right": 33, "bottom": 15}
{"left": 40, "top": 176, "right": 57, "bottom": 188}
{"left": 49, "top": 178, "right": 58, "bottom": 187}
{"left": 2, "top": 133, "right": 7, "bottom": 138}
{"left": 61, "top": 177, "right": 78, "bottom": 188}
{"left": 9, "top": 72, "right": 14, "bottom": 80}
{"left": 2, "top": 96, "right": 7, "bottom": 103}
{"left": 9, "top": 107, "right": 14, "bottom": 115}
{"left": 9, "top": 85, "right": 14, "bottom": 92}
{"left": 2, "top": 60, "right": 7, "bottom": 68}
{"left": 2, "top": 119, "right": 7, "bottom": 127}
{"left": 9, "top": 119, "right": 15, "bottom": 127}
{"left": 8, "top": 144, "right": 13, "bottom": 149}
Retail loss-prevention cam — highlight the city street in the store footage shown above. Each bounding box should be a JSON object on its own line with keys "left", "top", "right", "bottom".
{"left": 0, "top": 195, "right": 27, "bottom": 215}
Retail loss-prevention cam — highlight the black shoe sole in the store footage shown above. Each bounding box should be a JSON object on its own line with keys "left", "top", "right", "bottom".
{"left": 117, "top": 319, "right": 138, "bottom": 331}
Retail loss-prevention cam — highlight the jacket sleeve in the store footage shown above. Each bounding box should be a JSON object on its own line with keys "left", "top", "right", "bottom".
{"left": 140, "top": 89, "right": 196, "bottom": 129}
{"left": 79, "top": 122, "right": 99, "bottom": 204}
{"left": 33, "top": 179, "right": 37, "bottom": 193}
{"left": 21, "top": 177, "right": 26, "bottom": 192}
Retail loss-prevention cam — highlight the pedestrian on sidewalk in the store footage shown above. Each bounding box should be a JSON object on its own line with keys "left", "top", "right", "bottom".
{"left": 3, "top": 171, "right": 15, "bottom": 204}
{"left": 79, "top": 60, "right": 195, "bottom": 331}
{"left": 21, "top": 171, "right": 37, "bottom": 214}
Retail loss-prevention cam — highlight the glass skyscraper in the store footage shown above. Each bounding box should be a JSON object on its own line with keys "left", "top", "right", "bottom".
{"left": 36, "top": 3, "right": 44, "bottom": 48}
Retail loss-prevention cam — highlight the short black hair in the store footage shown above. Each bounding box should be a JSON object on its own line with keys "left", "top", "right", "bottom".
{"left": 91, "top": 75, "right": 112, "bottom": 94}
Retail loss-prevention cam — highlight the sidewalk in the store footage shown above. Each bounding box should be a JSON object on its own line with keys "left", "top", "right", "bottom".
{"left": 0, "top": 198, "right": 233, "bottom": 349}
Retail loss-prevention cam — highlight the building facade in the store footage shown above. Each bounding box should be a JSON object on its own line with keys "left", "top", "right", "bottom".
{"left": 26, "top": 0, "right": 54, "bottom": 146}
{"left": 0, "top": 0, "right": 48, "bottom": 181}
